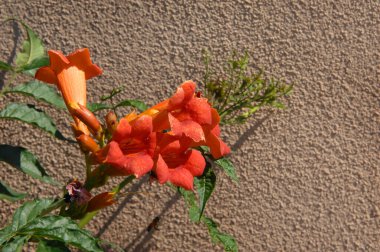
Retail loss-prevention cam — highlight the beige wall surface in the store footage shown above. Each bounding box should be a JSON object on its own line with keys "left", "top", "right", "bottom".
{"left": 0, "top": 0, "right": 379, "bottom": 251}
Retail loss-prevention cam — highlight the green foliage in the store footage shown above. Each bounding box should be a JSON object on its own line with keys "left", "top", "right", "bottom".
{"left": 5, "top": 81, "right": 66, "bottom": 109}
{"left": 87, "top": 99, "right": 148, "bottom": 113}
{"left": 0, "top": 61, "right": 13, "bottom": 71}
{"left": 0, "top": 103, "right": 65, "bottom": 140}
{"left": 1, "top": 235, "right": 28, "bottom": 252}
{"left": 36, "top": 240, "right": 71, "bottom": 252}
{"left": 100, "top": 86, "right": 125, "bottom": 101}
{"left": 202, "top": 50, "right": 292, "bottom": 124}
{"left": 0, "top": 145, "right": 58, "bottom": 185}
{"left": 194, "top": 165, "right": 216, "bottom": 220}
{"left": 14, "top": 20, "right": 48, "bottom": 75}
{"left": 87, "top": 102, "right": 111, "bottom": 112}
{"left": 202, "top": 217, "right": 238, "bottom": 252}
{"left": 0, "top": 199, "right": 102, "bottom": 252}
{"left": 214, "top": 157, "right": 238, "bottom": 183}
{"left": 177, "top": 187, "right": 201, "bottom": 222}
{"left": 90, "top": 85, "right": 149, "bottom": 115}
{"left": 0, "top": 180, "right": 26, "bottom": 202}
{"left": 114, "top": 99, "right": 148, "bottom": 112}
{"left": 178, "top": 187, "right": 238, "bottom": 252}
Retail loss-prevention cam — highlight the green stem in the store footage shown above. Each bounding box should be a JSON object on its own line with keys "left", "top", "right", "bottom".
{"left": 112, "top": 175, "right": 135, "bottom": 194}
{"left": 78, "top": 210, "right": 98, "bottom": 228}
{"left": 85, "top": 154, "right": 92, "bottom": 179}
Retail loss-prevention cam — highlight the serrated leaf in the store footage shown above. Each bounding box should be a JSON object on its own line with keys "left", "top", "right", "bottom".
{"left": 87, "top": 103, "right": 111, "bottom": 112}
{"left": 10, "top": 199, "right": 56, "bottom": 231}
{"left": 0, "top": 60, "right": 12, "bottom": 71}
{"left": 5, "top": 81, "right": 66, "bottom": 109}
{"left": 0, "top": 103, "right": 65, "bottom": 140}
{"left": 37, "top": 240, "right": 71, "bottom": 252}
{"left": 1, "top": 235, "right": 28, "bottom": 252}
{"left": 202, "top": 217, "right": 238, "bottom": 252}
{"left": 0, "top": 199, "right": 100, "bottom": 252}
{"left": 178, "top": 188, "right": 200, "bottom": 222}
{"left": 23, "top": 216, "right": 102, "bottom": 252}
{"left": 0, "top": 180, "right": 26, "bottom": 202}
{"left": 115, "top": 99, "right": 148, "bottom": 112}
{"left": 214, "top": 157, "right": 238, "bottom": 183}
{"left": 0, "top": 199, "right": 55, "bottom": 246}
{"left": 194, "top": 166, "right": 216, "bottom": 220}
{"left": 0, "top": 145, "right": 58, "bottom": 185}
{"left": 15, "top": 22, "right": 47, "bottom": 74}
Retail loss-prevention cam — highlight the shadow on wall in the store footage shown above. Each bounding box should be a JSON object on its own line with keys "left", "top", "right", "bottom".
{"left": 96, "top": 114, "right": 272, "bottom": 251}
{"left": 0, "top": 21, "right": 20, "bottom": 90}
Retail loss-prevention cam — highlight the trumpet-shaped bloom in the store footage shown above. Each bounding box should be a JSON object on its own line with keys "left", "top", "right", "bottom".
{"left": 35, "top": 48, "right": 102, "bottom": 134}
{"left": 154, "top": 133, "right": 205, "bottom": 190}
{"left": 149, "top": 81, "right": 230, "bottom": 159}
{"left": 100, "top": 116, "right": 156, "bottom": 177}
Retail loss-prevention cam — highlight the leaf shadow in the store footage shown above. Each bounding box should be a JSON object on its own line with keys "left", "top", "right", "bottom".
{"left": 124, "top": 193, "right": 181, "bottom": 251}
{"left": 0, "top": 20, "right": 20, "bottom": 90}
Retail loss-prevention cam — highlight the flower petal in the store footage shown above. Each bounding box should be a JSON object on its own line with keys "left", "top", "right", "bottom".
{"left": 155, "top": 154, "right": 169, "bottom": 184}
{"left": 131, "top": 115, "right": 153, "bottom": 139}
{"left": 35, "top": 67, "right": 58, "bottom": 84}
{"left": 168, "top": 167, "right": 194, "bottom": 190}
{"left": 183, "top": 150, "right": 206, "bottom": 177}
{"left": 112, "top": 118, "right": 132, "bottom": 142}
{"left": 48, "top": 50, "right": 70, "bottom": 73}
{"left": 186, "top": 97, "right": 212, "bottom": 125}
{"left": 169, "top": 113, "right": 205, "bottom": 142}
{"left": 168, "top": 80, "right": 196, "bottom": 110}
{"left": 205, "top": 131, "right": 231, "bottom": 159}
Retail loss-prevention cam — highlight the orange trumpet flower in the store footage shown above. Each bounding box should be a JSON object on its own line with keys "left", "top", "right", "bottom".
{"left": 35, "top": 48, "right": 102, "bottom": 135}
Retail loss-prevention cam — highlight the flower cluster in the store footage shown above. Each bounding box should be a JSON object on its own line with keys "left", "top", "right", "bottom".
{"left": 36, "top": 48, "right": 230, "bottom": 192}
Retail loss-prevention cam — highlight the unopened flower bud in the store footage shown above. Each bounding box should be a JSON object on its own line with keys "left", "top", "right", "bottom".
{"left": 105, "top": 111, "right": 118, "bottom": 134}
{"left": 86, "top": 192, "right": 116, "bottom": 212}
{"left": 76, "top": 134, "right": 100, "bottom": 153}
{"left": 69, "top": 102, "right": 103, "bottom": 138}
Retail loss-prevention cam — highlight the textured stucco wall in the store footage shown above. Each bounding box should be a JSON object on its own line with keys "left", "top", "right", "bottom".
{"left": 1, "top": 0, "right": 379, "bottom": 251}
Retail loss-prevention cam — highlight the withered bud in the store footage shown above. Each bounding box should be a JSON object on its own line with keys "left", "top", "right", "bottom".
{"left": 69, "top": 103, "right": 103, "bottom": 138}
{"left": 76, "top": 134, "right": 100, "bottom": 153}
{"left": 66, "top": 179, "right": 92, "bottom": 205}
{"left": 105, "top": 111, "right": 118, "bottom": 134}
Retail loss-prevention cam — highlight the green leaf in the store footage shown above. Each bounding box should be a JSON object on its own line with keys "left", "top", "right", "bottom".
{"left": 0, "top": 103, "right": 65, "bottom": 140}
{"left": 0, "top": 60, "right": 12, "bottom": 71}
{"left": 0, "top": 180, "right": 26, "bottom": 202}
{"left": 5, "top": 81, "right": 66, "bottom": 109}
{"left": 194, "top": 166, "right": 216, "bottom": 220}
{"left": 1, "top": 235, "right": 28, "bottom": 252}
{"left": 15, "top": 22, "right": 47, "bottom": 74}
{"left": 37, "top": 240, "right": 71, "bottom": 252}
{"left": 87, "top": 102, "right": 111, "bottom": 113}
{"left": 214, "top": 157, "right": 238, "bottom": 183}
{"left": 23, "top": 216, "right": 102, "bottom": 252}
{"left": 178, "top": 188, "right": 200, "bottom": 222}
{"left": 0, "top": 199, "right": 100, "bottom": 252}
{"left": 115, "top": 99, "right": 148, "bottom": 112}
{"left": 202, "top": 217, "right": 238, "bottom": 252}
{"left": 0, "top": 145, "right": 58, "bottom": 185}
{"left": 10, "top": 199, "right": 56, "bottom": 231}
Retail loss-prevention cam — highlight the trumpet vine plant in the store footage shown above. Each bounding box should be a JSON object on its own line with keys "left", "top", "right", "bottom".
{"left": 0, "top": 20, "right": 292, "bottom": 251}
